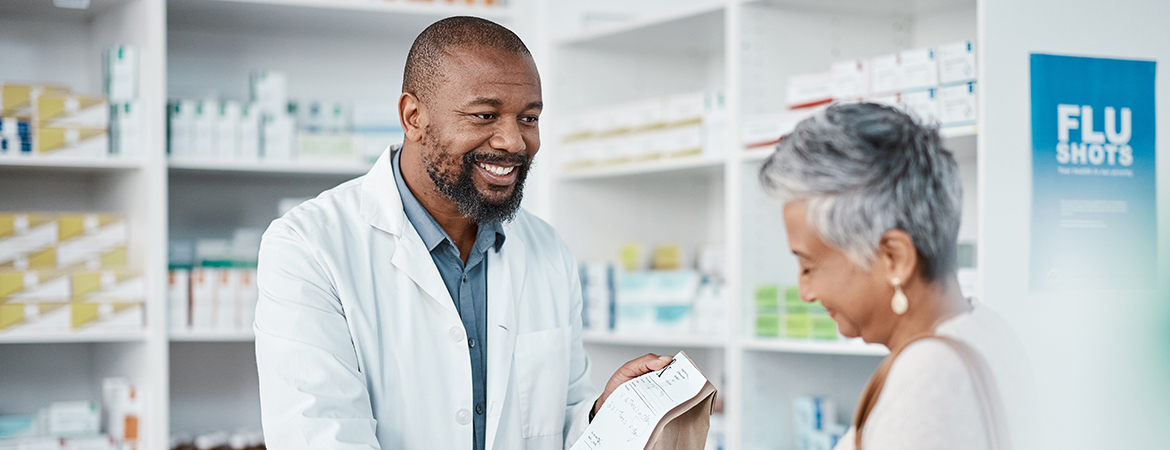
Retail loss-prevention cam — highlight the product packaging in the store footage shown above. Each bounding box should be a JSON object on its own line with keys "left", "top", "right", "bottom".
{"left": 939, "top": 81, "right": 977, "bottom": 126}
{"left": 898, "top": 47, "right": 939, "bottom": 92}
{"left": 103, "top": 45, "right": 139, "bottom": 103}
{"left": 785, "top": 72, "right": 833, "bottom": 109}
{"left": 938, "top": 40, "right": 977, "bottom": 85}
{"left": 33, "top": 126, "right": 109, "bottom": 158}
{"left": 250, "top": 71, "right": 288, "bottom": 117}
{"left": 901, "top": 88, "right": 939, "bottom": 124}
{"left": 830, "top": 59, "right": 870, "bottom": 100}
{"left": 168, "top": 100, "right": 196, "bottom": 159}
{"left": 109, "top": 101, "right": 141, "bottom": 158}
{"left": 215, "top": 101, "right": 242, "bottom": 160}
{"left": 869, "top": 53, "right": 901, "bottom": 95}
{"left": 192, "top": 99, "right": 217, "bottom": 159}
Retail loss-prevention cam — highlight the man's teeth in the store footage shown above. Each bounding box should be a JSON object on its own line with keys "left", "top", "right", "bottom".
{"left": 479, "top": 163, "right": 515, "bottom": 176}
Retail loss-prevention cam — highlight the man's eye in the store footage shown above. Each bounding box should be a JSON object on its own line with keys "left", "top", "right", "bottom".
{"left": 474, "top": 113, "right": 495, "bottom": 120}
{"left": 520, "top": 116, "right": 538, "bottom": 123}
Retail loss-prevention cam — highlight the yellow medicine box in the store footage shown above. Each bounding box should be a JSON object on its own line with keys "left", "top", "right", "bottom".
{"left": 34, "top": 126, "right": 109, "bottom": 158}
{"left": 0, "top": 270, "right": 71, "bottom": 302}
{"left": 0, "top": 84, "right": 71, "bottom": 117}
{"left": 35, "top": 94, "right": 109, "bottom": 128}
{"left": 71, "top": 269, "right": 144, "bottom": 301}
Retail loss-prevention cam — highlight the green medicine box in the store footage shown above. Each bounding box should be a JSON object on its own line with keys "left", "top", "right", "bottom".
{"left": 756, "top": 312, "right": 780, "bottom": 337}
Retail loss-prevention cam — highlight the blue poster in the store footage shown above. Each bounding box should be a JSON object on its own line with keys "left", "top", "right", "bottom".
{"left": 1030, "top": 54, "right": 1157, "bottom": 291}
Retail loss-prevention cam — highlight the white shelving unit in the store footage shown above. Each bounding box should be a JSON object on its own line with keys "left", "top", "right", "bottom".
{"left": 545, "top": 2, "right": 978, "bottom": 450}
{"left": 0, "top": 0, "right": 168, "bottom": 448}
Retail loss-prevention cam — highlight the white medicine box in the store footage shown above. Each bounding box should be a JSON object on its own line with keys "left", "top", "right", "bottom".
{"left": 786, "top": 72, "right": 833, "bottom": 109}
{"left": 830, "top": 59, "right": 870, "bottom": 100}
{"left": 938, "top": 41, "right": 977, "bottom": 85}
{"left": 939, "top": 82, "right": 977, "bottom": 126}
{"left": 869, "top": 54, "right": 901, "bottom": 95}
{"left": 902, "top": 89, "right": 939, "bottom": 125}
{"left": 899, "top": 48, "right": 938, "bottom": 92}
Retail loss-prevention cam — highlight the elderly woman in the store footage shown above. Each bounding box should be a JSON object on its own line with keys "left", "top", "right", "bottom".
{"left": 760, "top": 103, "right": 1026, "bottom": 450}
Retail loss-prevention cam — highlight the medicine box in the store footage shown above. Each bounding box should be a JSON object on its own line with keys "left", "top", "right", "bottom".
{"left": 830, "top": 59, "right": 870, "bottom": 100}
{"left": 36, "top": 94, "right": 109, "bottom": 129}
{"left": 109, "top": 101, "right": 141, "bottom": 158}
{"left": 0, "top": 302, "right": 71, "bottom": 334}
{"left": 1, "top": 84, "right": 70, "bottom": 118}
{"left": 869, "top": 53, "right": 901, "bottom": 95}
{"left": 938, "top": 41, "right": 977, "bottom": 85}
{"left": 0, "top": 270, "right": 71, "bottom": 302}
{"left": 71, "top": 300, "right": 143, "bottom": 332}
{"left": 898, "top": 47, "right": 938, "bottom": 92}
{"left": 103, "top": 45, "right": 139, "bottom": 103}
{"left": 261, "top": 113, "right": 295, "bottom": 161}
{"left": 33, "top": 126, "right": 109, "bottom": 158}
{"left": 70, "top": 270, "right": 143, "bottom": 301}
{"left": 215, "top": 101, "right": 242, "bottom": 160}
{"left": 238, "top": 103, "right": 261, "bottom": 161}
{"left": 250, "top": 71, "right": 288, "bottom": 117}
{"left": 168, "top": 99, "right": 196, "bottom": 159}
{"left": 902, "top": 88, "right": 939, "bottom": 125}
{"left": 939, "top": 82, "right": 977, "bottom": 126}
{"left": 786, "top": 72, "right": 833, "bottom": 109}
{"left": 192, "top": 99, "right": 216, "bottom": 159}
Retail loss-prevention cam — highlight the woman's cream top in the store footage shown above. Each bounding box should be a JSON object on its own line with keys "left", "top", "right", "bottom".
{"left": 833, "top": 301, "right": 1032, "bottom": 450}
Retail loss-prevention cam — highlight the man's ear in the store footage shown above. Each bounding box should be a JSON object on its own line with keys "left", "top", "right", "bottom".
{"left": 876, "top": 229, "right": 919, "bottom": 284}
{"left": 399, "top": 92, "right": 426, "bottom": 143}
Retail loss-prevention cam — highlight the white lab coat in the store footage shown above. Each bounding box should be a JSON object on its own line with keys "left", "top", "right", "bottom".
{"left": 254, "top": 149, "right": 598, "bottom": 450}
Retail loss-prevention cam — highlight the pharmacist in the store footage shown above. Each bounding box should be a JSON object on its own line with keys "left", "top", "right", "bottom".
{"left": 253, "top": 16, "right": 671, "bottom": 450}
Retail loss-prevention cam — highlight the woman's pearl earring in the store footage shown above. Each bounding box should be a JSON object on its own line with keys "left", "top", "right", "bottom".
{"left": 891, "top": 277, "right": 909, "bottom": 315}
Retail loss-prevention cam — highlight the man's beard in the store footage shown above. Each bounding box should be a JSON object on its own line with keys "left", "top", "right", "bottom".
{"left": 421, "top": 132, "right": 531, "bottom": 224}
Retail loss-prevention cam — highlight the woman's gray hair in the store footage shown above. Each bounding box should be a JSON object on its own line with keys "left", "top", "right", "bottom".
{"left": 759, "top": 102, "right": 962, "bottom": 280}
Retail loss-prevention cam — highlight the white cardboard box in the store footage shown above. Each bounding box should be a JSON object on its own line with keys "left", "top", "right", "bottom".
{"left": 830, "top": 59, "right": 870, "bottom": 100}
{"left": 786, "top": 72, "right": 833, "bottom": 109}
{"left": 899, "top": 48, "right": 939, "bottom": 91}
{"left": 902, "top": 88, "right": 940, "bottom": 125}
{"left": 938, "top": 41, "right": 977, "bottom": 85}
{"left": 870, "top": 53, "right": 901, "bottom": 95}
{"left": 939, "top": 82, "right": 978, "bottom": 126}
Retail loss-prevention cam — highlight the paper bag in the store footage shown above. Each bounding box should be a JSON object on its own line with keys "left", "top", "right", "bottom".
{"left": 570, "top": 351, "right": 717, "bottom": 450}
{"left": 644, "top": 380, "right": 717, "bottom": 450}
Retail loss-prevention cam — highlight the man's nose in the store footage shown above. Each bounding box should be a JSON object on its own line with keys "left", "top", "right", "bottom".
{"left": 489, "top": 117, "right": 526, "bottom": 153}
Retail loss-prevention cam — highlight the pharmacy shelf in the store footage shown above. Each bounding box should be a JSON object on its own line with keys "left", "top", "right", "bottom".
{"left": 0, "top": 157, "right": 145, "bottom": 172}
{"left": 168, "top": 159, "right": 372, "bottom": 176}
{"left": 582, "top": 332, "right": 726, "bottom": 349}
{"left": 169, "top": 330, "right": 255, "bottom": 342}
{"left": 742, "top": 338, "right": 889, "bottom": 356}
{"left": 168, "top": 0, "right": 511, "bottom": 38}
{"left": 746, "top": 0, "right": 973, "bottom": 15}
{"left": 0, "top": 0, "right": 130, "bottom": 22}
{"left": 741, "top": 123, "right": 979, "bottom": 163}
{"left": 558, "top": 153, "right": 726, "bottom": 181}
{"left": 0, "top": 331, "right": 148, "bottom": 344}
{"left": 557, "top": 2, "right": 725, "bottom": 56}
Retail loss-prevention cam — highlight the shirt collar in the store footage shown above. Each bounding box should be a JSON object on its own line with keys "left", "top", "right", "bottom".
{"left": 392, "top": 148, "right": 506, "bottom": 253}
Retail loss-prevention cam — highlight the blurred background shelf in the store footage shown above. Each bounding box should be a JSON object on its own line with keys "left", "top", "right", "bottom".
{"left": 582, "top": 332, "right": 727, "bottom": 349}
{"left": 558, "top": 153, "right": 726, "bottom": 181}
{"left": 0, "top": 157, "right": 145, "bottom": 172}
{"left": 168, "top": 159, "right": 372, "bottom": 176}
{"left": 169, "top": 330, "right": 256, "bottom": 342}
{"left": 0, "top": 331, "right": 148, "bottom": 344}
{"left": 742, "top": 338, "right": 889, "bottom": 357}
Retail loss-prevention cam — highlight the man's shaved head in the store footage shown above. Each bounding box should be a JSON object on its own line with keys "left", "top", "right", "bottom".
{"left": 403, "top": 16, "right": 532, "bottom": 104}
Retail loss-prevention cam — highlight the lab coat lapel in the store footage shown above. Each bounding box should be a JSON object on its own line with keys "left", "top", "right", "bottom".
{"left": 485, "top": 227, "right": 524, "bottom": 450}
{"left": 360, "top": 147, "right": 457, "bottom": 317}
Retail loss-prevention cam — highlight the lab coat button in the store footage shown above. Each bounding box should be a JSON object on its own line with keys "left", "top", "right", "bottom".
{"left": 449, "top": 326, "right": 464, "bottom": 342}
{"left": 456, "top": 409, "right": 471, "bottom": 425}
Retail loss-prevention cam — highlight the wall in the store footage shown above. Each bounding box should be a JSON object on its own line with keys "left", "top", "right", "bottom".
{"left": 980, "top": 0, "right": 1170, "bottom": 448}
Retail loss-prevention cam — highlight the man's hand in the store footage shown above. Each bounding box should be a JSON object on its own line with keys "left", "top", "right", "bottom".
{"left": 593, "top": 354, "right": 674, "bottom": 418}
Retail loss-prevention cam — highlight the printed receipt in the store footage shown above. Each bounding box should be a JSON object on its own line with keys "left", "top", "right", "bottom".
{"left": 570, "top": 351, "right": 708, "bottom": 450}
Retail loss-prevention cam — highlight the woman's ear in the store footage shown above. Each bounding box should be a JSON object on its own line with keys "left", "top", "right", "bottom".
{"left": 399, "top": 92, "right": 426, "bottom": 143}
{"left": 876, "top": 229, "right": 919, "bottom": 284}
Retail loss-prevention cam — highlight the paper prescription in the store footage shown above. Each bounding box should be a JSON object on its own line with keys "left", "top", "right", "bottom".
{"left": 571, "top": 351, "right": 711, "bottom": 450}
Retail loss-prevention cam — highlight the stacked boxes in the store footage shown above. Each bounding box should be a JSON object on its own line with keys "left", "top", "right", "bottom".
{"left": 754, "top": 285, "right": 838, "bottom": 340}
{"left": 169, "top": 71, "right": 404, "bottom": 166}
{"left": 747, "top": 40, "right": 978, "bottom": 147}
{"left": 0, "top": 213, "right": 143, "bottom": 336}
{"left": 0, "top": 378, "right": 141, "bottom": 450}
{"left": 0, "top": 45, "right": 139, "bottom": 160}
{"left": 168, "top": 231, "right": 262, "bottom": 335}
{"left": 793, "top": 396, "right": 847, "bottom": 450}
{"left": 559, "top": 90, "right": 727, "bottom": 169}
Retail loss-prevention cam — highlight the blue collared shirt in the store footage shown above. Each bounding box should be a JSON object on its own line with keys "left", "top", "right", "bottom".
{"left": 392, "top": 148, "right": 502, "bottom": 450}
